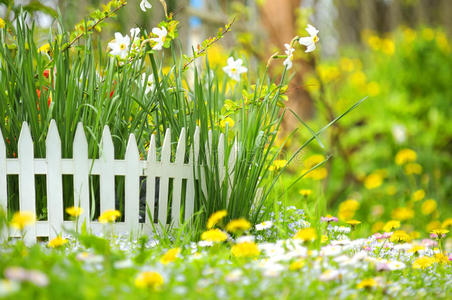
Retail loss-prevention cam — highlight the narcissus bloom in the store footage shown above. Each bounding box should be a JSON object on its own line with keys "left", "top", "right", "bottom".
{"left": 140, "top": 0, "right": 152, "bottom": 12}
{"left": 141, "top": 73, "right": 155, "bottom": 94}
{"left": 108, "top": 32, "right": 130, "bottom": 59}
{"left": 223, "top": 57, "right": 247, "bottom": 81}
{"left": 151, "top": 26, "right": 167, "bottom": 50}
{"left": 299, "top": 24, "right": 319, "bottom": 53}
{"left": 134, "top": 271, "right": 164, "bottom": 289}
{"left": 283, "top": 43, "right": 295, "bottom": 69}
{"left": 98, "top": 209, "right": 121, "bottom": 224}
{"left": 10, "top": 211, "right": 36, "bottom": 230}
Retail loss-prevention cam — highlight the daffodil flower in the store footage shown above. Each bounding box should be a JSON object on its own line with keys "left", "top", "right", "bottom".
{"left": 299, "top": 24, "right": 319, "bottom": 53}
{"left": 283, "top": 43, "right": 295, "bottom": 69}
{"left": 223, "top": 57, "right": 247, "bottom": 81}
{"left": 141, "top": 73, "right": 155, "bottom": 94}
{"left": 140, "top": 0, "right": 152, "bottom": 12}
{"left": 151, "top": 26, "right": 167, "bottom": 50}
{"left": 108, "top": 32, "right": 130, "bottom": 59}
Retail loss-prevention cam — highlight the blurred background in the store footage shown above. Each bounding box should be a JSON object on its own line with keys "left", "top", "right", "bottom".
{"left": 1, "top": 0, "right": 451, "bottom": 234}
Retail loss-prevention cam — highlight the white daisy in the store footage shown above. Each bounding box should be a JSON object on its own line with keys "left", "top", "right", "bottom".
{"left": 255, "top": 220, "right": 273, "bottom": 231}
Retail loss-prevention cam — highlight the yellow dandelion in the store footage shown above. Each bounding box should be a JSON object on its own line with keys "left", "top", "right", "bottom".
{"left": 294, "top": 228, "right": 317, "bottom": 242}
{"left": 38, "top": 43, "right": 51, "bottom": 54}
{"left": 411, "top": 189, "right": 425, "bottom": 202}
{"left": 289, "top": 259, "right": 306, "bottom": 271}
{"left": 357, "top": 278, "right": 377, "bottom": 289}
{"left": 299, "top": 189, "right": 312, "bottom": 197}
{"left": 442, "top": 218, "right": 452, "bottom": 229}
{"left": 364, "top": 172, "right": 383, "bottom": 190}
{"left": 395, "top": 148, "right": 417, "bottom": 165}
{"left": 383, "top": 220, "right": 400, "bottom": 232}
{"left": 434, "top": 253, "right": 449, "bottom": 265}
{"left": 0, "top": 18, "right": 5, "bottom": 28}
{"left": 160, "top": 248, "right": 181, "bottom": 265}
{"left": 421, "top": 199, "right": 437, "bottom": 215}
{"left": 201, "top": 229, "right": 228, "bottom": 243}
{"left": 134, "top": 271, "right": 164, "bottom": 289}
{"left": 219, "top": 117, "right": 235, "bottom": 129}
{"left": 391, "top": 207, "right": 414, "bottom": 221}
{"left": 66, "top": 206, "right": 83, "bottom": 217}
{"left": 231, "top": 242, "right": 260, "bottom": 258}
{"left": 225, "top": 218, "right": 251, "bottom": 233}
{"left": 346, "top": 220, "right": 361, "bottom": 227}
{"left": 207, "top": 210, "right": 227, "bottom": 229}
{"left": 426, "top": 221, "right": 441, "bottom": 232}
{"left": 48, "top": 236, "right": 68, "bottom": 248}
{"left": 412, "top": 256, "right": 435, "bottom": 269}
{"left": 390, "top": 230, "right": 410, "bottom": 243}
{"left": 404, "top": 163, "right": 422, "bottom": 175}
{"left": 98, "top": 209, "right": 121, "bottom": 223}
{"left": 269, "top": 159, "right": 287, "bottom": 172}
{"left": 371, "top": 221, "right": 384, "bottom": 233}
{"left": 430, "top": 228, "right": 449, "bottom": 237}
{"left": 303, "top": 154, "right": 328, "bottom": 180}
{"left": 409, "top": 245, "right": 425, "bottom": 254}
{"left": 10, "top": 211, "right": 36, "bottom": 231}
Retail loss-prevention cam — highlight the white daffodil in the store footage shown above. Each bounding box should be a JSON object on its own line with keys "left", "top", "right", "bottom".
{"left": 140, "top": 0, "right": 152, "bottom": 12}
{"left": 223, "top": 57, "right": 247, "bottom": 81}
{"left": 130, "top": 27, "right": 140, "bottom": 41}
{"left": 283, "top": 43, "right": 295, "bottom": 69}
{"left": 299, "top": 24, "right": 319, "bottom": 53}
{"left": 141, "top": 73, "right": 155, "bottom": 94}
{"left": 108, "top": 32, "right": 130, "bottom": 59}
{"left": 151, "top": 26, "right": 167, "bottom": 50}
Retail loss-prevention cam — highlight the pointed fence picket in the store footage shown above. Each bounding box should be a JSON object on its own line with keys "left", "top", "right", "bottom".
{"left": 0, "top": 121, "right": 236, "bottom": 243}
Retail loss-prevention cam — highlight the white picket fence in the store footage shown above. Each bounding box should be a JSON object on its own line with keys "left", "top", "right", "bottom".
{"left": 0, "top": 120, "right": 237, "bottom": 244}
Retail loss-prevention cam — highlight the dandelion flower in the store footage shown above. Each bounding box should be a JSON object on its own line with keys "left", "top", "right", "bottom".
{"left": 289, "top": 259, "right": 305, "bottom": 271}
{"left": 390, "top": 230, "right": 410, "bottom": 243}
{"left": 411, "top": 189, "right": 425, "bottom": 202}
{"left": 226, "top": 218, "right": 251, "bottom": 233}
{"left": 364, "top": 172, "right": 383, "bottom": 189}
{"left": 421, "top": 199, "right": 437, "bottom": 215}
{"left": 220, "top": 117, "right": 235, "bottom": 129}
{"left": 10, "top": 211, "right": 36, "bottom": 231}
{"left": 442, "top": 218, "right": 452, "bottom": 229}
{"left": 391, "top": 207, "right": 414, "bottom": 221}
{"left": 299, "top": 24, "right": 319, "bottom": 53}
{"left": 383, "top": 220, "right": 400, "bottom": 232}
{"left": 201, "top": 229, "right": 228, "bottom": 243}
{"left": 231, "top": 242, "right": 260, "bottom": 258}
{"left": 98, "top": 209, "right": 121, "bottom": 224}
{"left": 357, "top": 278, "right": 377, "bottom": 289}
{"left": 66, "top": 206, "right": 83, "bottom": 217}
{"left": 207, "top": 210, "right": 227, "bottom": 229}
{"left": 412, "top": 256, "right": 435, "bottom": 269}
{"left": 48, "top": 236, "right": 68, "bottom": 248}
{"left": 160, "top": 248, "right": 181, "bottom": 265}
{"left": 430, "top": 228, "right": 449, "bottom": 239}
{"left": 294, "top": 228, "right": 317, "bottom": 242}
{"left": 299, "top": 189, "right": 312, "bottom": 197}
{"left": 395, "top": 148, "right": 417, "bottom": 165}
{"left": 269, "top": 159, "right": 287, "bottom": 172}
{"left": 134, "top": 271, "right": 164, "bottom": 289}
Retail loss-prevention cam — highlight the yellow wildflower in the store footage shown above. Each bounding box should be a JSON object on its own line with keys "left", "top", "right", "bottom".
{"left": 321, "top": 235, "right": 328, "bottom": 243}
{"left": 434, "top": 253, "right": 449, "bottom": 265}
{"left": 346, "top": 219, "right": 361, "bottom": 226}
{"left": 225, "top": 218, "right": 251, "bottom": 233}
{"left": 411, "top": 189, "right": 425, "bottom": 202}
{"left": 381, "top": 38, "right": 395, "bottom": 55}
{"left": 364, "top": 173, "right": 383, "bottom": 189}
{"left": 404, "top": 163, "right": 422, "bottom": 175}
{"left": 395, "top": 149, "right": 417, "bottom": 165}
{"left": 391, "top": 207, "right": 414, "bottom": 221}
{"left": 289, "top": 259, "right": 306, "bottom": 271}
{"left": 10, "top": 211, "right": 36, "bottom": 230}
{"left": 48, "top": 236, "right": 68, "bottom": 248}
{"left": 426, "top": 221, "right": 441, "bottom": 232}
{"left": 412, "top": 256, "right": 435, "bottom": 269}
{"left": 383, "top": 220, "right": 400, "bottom": 232}
{"left": 207, "top": 210, "right": 227, "bottom": 229}
{"left": 339, "top": 57, "right": 355, "bottom": 72}
{"left": 299, "top": 189, "right": 312, "bottom": 197}
{"left": 338, "top": 199, "right": 360, "bottom": 221}
{"left": 98, "top": 209, "right": 121, "bottom": 223}
{"left": 421, "top": 199, "right": 437, "bottom": 215}
{"left": 442, "top": 218, "right": 452, "bottom": 229}
{"left": 134, "top": 271, "right": 164, "bottom": 289}
{"left": 409, "top": 245, "right": 425, "bottom": 255}
{"left": 430, "top": 228, "right": 449, "bottom": 237}
{"left": 269, "top": 159, "right": 287, "bottom": 172}
{"left": 367, "top": 81, "right": 380, "bottom": 96}
{"left": 66, "top": 206, "right": 83, "bottom": 217}
{"left": 201, "top": 229, "right": 228, "bottom": 243}
{"left": 390, "top": 230, "right": 410, "bottom": 243}
{"left": 294, "top": 228, "right": 317, "bottom": 242}
{"left": 231, "top": 242, "right": 260, "bottom": 258}
{"left": 357, "top": 278, "right": 377, "bottom": 289}
{"left": 38, "top": 43, "right": 51, "bottom": 53}
{"left": 160, "top": 248, "right": 180, "bottom": 265}
{"left": 372, "top": 221, "right": 384, "bottom": 233}
{"left": 350, "top": 71, "right": 367, "bottom": 87}
{"left": 303, "top": 154, "right": 327, "bottom": 180}
{"left": 219, "top": 117, "right": 235, "bottom": 129}
{"left": 0, "top": 18, "right": 5, "bottom": 29}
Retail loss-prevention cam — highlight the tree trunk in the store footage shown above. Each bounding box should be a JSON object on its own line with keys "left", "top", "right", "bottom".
{"left": 260, "top": 0, "right": 315, "bottom": 132}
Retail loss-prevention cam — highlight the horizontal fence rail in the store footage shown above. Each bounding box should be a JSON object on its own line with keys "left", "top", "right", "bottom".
{"left": 0, "top": 120, "right": 237, "bottom": 244}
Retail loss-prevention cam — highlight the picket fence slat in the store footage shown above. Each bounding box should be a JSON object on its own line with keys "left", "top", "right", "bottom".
{"left": 18, "top": 122, "right": 37, "bottom": 244}
{"left": 1, "top": 121, "right": 233, "bottom": 242}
